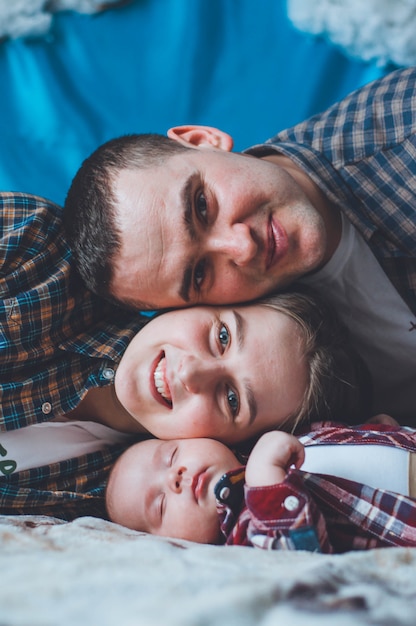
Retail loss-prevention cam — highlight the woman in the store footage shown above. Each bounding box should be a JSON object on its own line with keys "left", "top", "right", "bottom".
{"left": 0, "top": 288, "right": 370, "bottom": 520}
{"left": 68, "top": 287, "right": 370, "bottom": 442}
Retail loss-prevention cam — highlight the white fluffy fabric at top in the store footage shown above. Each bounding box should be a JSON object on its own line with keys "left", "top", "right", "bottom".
{"left": 0, "top": 0, "right": 126, "bottom": 40}
{"left": 287, "top": 0, "right": 416, "bottom": 67}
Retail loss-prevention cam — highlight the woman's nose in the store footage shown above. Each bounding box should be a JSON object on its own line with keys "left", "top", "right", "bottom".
{"left": 178, "top": 354, "right": 221, "bottom": 393}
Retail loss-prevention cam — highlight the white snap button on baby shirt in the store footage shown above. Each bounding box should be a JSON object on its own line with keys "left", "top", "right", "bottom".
{"left": 283, "top": 495, "right": 299, "bottom": 511}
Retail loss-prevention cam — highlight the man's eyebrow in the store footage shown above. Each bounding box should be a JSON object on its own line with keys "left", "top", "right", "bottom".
{"left": 179, "top": 174, "right": 198, "bottom": 303}
{"left": 182, "top": 174, "right": 197, "bottom": 241}
{"left": 233, "top": 310, "right": 257, "bottom": 425}
{"left": 245, "top": 381, "right": 257, "bottom": 426}
{"left": 179, "top": 266, "right": 192, "bottom": 303}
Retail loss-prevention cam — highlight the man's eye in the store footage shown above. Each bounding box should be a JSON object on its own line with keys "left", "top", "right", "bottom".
{"left": 218, "top": 324, "right": 230, "bottom": 350}
{"left": 226, "top": 387, "right": 239, "bottom": 418}
{"left": 196, "top": 192, "right": 208, "bottom": 223}
{"left": 193, "top": 260, "right": 206, "bottom": 291}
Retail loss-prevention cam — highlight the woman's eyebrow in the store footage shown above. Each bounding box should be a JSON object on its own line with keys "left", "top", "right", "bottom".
{"left": 232, "top": 310, "right": 245, "bottom": 350}
{"left": 232, "top": 310, "right": 257, "bottom": 424}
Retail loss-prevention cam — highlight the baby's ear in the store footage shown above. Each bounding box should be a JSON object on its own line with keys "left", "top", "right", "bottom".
{"left": 167, "top": 125, "right": 233, "bottom": 151}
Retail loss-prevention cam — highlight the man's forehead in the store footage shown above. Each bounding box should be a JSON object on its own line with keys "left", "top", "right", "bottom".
{"left": 113, "top": 168, "right": 164, "bottom": 227}
{"left": 111, "top": 186, "right": 200, "bottom": 307}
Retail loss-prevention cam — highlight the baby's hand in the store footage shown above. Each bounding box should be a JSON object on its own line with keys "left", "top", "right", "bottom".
{"left": 245, "top": 430, "right": 305, "bottom": 488}
{"left": 365, "top": 413, "right": 400, "bottom": 427}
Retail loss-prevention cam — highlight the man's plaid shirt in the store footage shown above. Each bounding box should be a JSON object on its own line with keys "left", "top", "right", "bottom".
{"left": 0, "top": 192, "right": 146, "bottom": 431}
{"left": 247, "top": 66, "right": 416, "bottom": 315}
{"left": 0, "top": 192, "right": 146, "bottom": 517}
{"left": 218, "top": 424, "right": 416, "bottom": 553}
{"left": 0, "top": 443, "right": 131, "bottom": 520}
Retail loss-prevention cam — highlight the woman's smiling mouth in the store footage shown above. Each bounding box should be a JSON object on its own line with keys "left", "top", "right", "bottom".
{"left": 152, "top": 353, "right": 173, "bottom": 407}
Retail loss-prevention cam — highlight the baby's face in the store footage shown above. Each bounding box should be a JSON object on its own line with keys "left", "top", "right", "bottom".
{"left": 106, "top": 438, "right": 239, "bottom": 544}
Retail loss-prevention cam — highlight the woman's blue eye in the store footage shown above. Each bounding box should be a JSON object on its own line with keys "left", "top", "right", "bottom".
{"left": 218, "top": 324, "right": 230, "bottom": 349}
{"left": 227, "top": 388, "right": 239, "bottom": 417}
{"left": 196, "top": 192, "right": 207, "bottom": 222}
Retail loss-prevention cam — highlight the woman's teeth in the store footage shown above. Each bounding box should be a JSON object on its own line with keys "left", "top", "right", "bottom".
{"left": 154, "top": 357, "right": 172, "bottom": 404}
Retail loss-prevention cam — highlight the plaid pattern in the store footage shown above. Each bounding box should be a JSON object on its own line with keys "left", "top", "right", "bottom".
{"left": 0, "top": 443, "right": 130, "bottom": 520}
{"left": 220, "top": 424, "right": 416, "bottom": 553}
{"left": 246, "top": 67, "right": 416, "bottom": 315}
{"left": 0, "top": 192, "right": 146, "bottom": 431}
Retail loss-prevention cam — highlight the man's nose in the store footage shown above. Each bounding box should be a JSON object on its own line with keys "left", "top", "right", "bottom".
{"left": 178, "top": 354, "right": 221, "bottom": 393}
{"left": 208, "top": 223, "right": 257, "bottom": 266}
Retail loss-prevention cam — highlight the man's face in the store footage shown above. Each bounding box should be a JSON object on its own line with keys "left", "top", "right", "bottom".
{"left": 110, "top": 144, "right": 328, "bottom": 308}
{"left": 106, "top": 437, "right": 239, "bottom": 543}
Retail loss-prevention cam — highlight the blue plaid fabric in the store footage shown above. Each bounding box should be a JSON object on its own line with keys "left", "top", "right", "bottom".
{"left": 0, "top": 192, "right": 148, "bottom": 517}
{"left": 247, "top": 67, "right": 416, "bottom": 315}
{"left": 0, "top": 443, "right": 131, "bottom": 519}
{"left": 0, "top": 192, "right": 146, "bottom": 431}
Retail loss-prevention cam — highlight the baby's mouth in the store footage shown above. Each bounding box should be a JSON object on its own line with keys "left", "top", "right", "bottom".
{"left": 153, "top": 354, "right": 172, "bottom": 406}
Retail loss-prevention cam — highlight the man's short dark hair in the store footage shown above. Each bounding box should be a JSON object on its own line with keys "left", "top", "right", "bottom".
{"left": 63, "top": 133, "right": 191, "bottom": 307}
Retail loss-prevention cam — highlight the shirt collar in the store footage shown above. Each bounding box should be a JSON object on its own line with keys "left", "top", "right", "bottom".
{"left": 58, "top": 317, "right": 145, "bottom": 361}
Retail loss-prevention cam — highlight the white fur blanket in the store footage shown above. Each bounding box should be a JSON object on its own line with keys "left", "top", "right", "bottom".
{"left": 287, "top": 0, "right": 416, "bottom": 67}
{"left": 2, "top": 514, "right": 416, "bottom": 625}
{"left": 0, "top": 0, "right": 127, "bottom": 40}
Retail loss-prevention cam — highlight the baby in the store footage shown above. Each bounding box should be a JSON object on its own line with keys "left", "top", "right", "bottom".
{"left": 106, "top": 418, "right": 416, "bottom": 553}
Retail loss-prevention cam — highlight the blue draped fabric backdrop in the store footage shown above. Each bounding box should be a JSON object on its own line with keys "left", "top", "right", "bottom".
{"left": 0, "top": 0, "right": 392, "bottom": 205}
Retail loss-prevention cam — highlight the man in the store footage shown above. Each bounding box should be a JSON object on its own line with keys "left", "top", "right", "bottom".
{"left": 64, "top": 67, "right": 416, "bottom": 423}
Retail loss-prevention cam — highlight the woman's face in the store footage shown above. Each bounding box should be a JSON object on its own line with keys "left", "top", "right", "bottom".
{"left": 115, "top": 304, "right": 308, "bottom": 444}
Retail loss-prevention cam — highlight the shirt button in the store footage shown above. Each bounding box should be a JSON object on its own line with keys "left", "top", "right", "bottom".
{"left": 283, "top": 495, "right": 300, "bottom": 511}
{"left": 41, "top": 402, "right": 52, "bottom": 415}
{"left": 102, "top": 367, "right": 115, "bottom": 380}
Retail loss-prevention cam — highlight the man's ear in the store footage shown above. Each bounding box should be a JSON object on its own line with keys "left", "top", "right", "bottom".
{"left": 167, "top": 125, "right": 233, "bottom": 151}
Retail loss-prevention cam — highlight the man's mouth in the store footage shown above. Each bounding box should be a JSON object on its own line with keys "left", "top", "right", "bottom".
{"left": 152, "top": 353, "right": 172, "bottom": 407}
{"left": 266, "top": 217, "right": 288, "bottom": 270}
